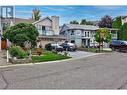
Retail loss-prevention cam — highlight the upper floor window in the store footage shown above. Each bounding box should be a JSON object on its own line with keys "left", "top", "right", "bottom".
{"left": 88, "top": 32, "right": 89, "bottom": 37}
{"left": 42, "top": 26, "right": 46, "bottom": 30}
{"left": 85, "top": 32, "right": 86, "bottom": 37}
{"left": 70, "top": 30, "right": 74, "bottom": 35}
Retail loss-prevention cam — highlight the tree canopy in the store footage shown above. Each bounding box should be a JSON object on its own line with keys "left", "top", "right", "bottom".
{"left": 112, "top": 16, "right": 123, "bottom": 40}
{"left": 80, "top": 19, "right": 94, "bottom": 25}
{"left": 3, "top": 23, "right": 39, "bottom": 47}
{"left": 98, "top": 15, "right": 112, "bottom": 28}
{"left": 70, "top": 20, "right": 79, "bottom": 24}
{"left": 112, "top": 16, "right": 122, "bottom": 29}
{"left": 119, "top": 23, "right": 127, "bottom": 40}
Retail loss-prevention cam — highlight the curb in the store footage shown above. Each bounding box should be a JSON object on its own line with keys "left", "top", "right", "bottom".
{"left": 0, "top": 53, "right": 102, "bottom": 69}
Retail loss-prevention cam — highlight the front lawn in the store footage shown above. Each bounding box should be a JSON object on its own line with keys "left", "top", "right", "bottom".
{"left": 32, "top": 52, "right": 71, "bottom": 63}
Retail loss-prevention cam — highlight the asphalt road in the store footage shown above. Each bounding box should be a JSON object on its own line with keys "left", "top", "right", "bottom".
{"left": 0, "top": 52, "right": 127, "bottom": 89}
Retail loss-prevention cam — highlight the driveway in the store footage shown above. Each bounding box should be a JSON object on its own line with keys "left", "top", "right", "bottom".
{"left": 0, "top": 52, "right": 127, "bottom": 89}
{"left": 68, "top": 51, "right": 99, "bottom": 58}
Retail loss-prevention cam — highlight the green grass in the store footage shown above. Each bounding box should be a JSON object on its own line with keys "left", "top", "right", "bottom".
{"left": 32, "top": 52, "right": 71, "bottom": 63}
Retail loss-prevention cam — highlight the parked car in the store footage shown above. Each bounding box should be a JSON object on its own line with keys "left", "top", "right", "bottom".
{"left": 45, "top": 43, "right": 63, "bottom": 52}
{"left": 51, "top": 43, "right": 64, "bottom": 52}
{"left": 109, "top": 40, "right": 127, "bottom": 52}
{"left": 61, "top": 42, "right": 77, "bottom": 51}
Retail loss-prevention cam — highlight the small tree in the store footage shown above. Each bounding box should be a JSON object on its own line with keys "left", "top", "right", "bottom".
{"left": 3, "top": 23, "right": 39, "bottom": 47}
{"left": 95, "top": 28, "right": 112, "bottom": 52}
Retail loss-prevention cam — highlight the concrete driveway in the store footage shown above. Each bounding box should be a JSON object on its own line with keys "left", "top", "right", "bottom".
{"left": 68, "top": 51, "right": 99, "bottom": 58}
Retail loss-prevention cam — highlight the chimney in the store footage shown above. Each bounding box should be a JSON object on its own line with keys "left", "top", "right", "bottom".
{"left": 51, "top": 16, "right": 59, "bottom": 35}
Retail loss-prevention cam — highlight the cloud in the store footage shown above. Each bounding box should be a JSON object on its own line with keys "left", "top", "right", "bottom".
{"left": 94, "top": 6, "right": 124, "bottom": 10}
{"left": 43, "top": 6, "right": 75, "bottom": 11}
{"left": 16, "top": 11, "right": 32, "bottom": 14}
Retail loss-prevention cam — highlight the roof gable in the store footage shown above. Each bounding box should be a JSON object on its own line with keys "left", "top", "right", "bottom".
{"left": 32, "top": 17, "right": 52, "bottom": 24}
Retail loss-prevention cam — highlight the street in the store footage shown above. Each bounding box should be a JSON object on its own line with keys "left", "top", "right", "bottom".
{"left": 0, "top": 52, "right": 127, "bottom": 89}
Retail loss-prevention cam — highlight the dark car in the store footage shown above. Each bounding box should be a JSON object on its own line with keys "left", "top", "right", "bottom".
{"left": 45, "top": 43, "right": 63, "bottom": 52}
{"left": 61, "top": 42, "right": 77, "bottom": 51}
{"left": 51, "top": 43, "right": 64, "bottom": 52}
{"left": 109, "top": 40, "right": 127, "bottom": 52}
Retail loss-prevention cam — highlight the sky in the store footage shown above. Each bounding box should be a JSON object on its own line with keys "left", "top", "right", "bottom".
{"left": 15, "top": 6, "right": 127, "bottom": 25}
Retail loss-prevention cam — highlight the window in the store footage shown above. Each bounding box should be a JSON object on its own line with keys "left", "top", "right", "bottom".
{"left": 71, "top": 30, "right": 74, "bottom": 35}
{"left": 42, "top": 26, "right": 46, "bottom": 30}
{"left": 71, "top": 40, "right": 75, "bottom": 43}
{"left": 85, "top": 32, "right": 86, "bottom": 37}
{"left": 88, "top": 32, "right": 89, "bottom": 37}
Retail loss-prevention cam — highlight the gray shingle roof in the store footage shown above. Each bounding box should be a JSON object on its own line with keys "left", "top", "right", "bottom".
{"left": 65, "top": 24, "right": 99, "bottom": 30}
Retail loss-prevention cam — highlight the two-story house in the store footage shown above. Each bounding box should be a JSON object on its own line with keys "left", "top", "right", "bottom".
{"left": 60, "top": 24, "right": 118, "bottom": 48}
{"left": 2, "top": 16, "right": 66, "bottom": 48}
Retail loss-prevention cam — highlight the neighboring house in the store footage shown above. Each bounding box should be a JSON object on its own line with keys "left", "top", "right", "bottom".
{"left": 121, "top": 16, "right": 127, "bottom": 25}
{"left": 60, "top": 24, "right": 118, "bottom": 48}
{"left": 2, "top": 16, "right": 66, "bottom": 48}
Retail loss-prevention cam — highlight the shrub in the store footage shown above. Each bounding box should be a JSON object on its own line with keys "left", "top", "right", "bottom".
{"left": 3, "top": 23, "right": 39, "bottom": 47}
{"left": 9, "top": 46, "right": 27, "bottom": 59}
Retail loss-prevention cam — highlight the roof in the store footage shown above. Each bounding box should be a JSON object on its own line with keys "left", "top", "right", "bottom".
{"left": 60, "top": 24, "right": 99, "bottom": 33}
{"left": 1, "top": 18, "right": 35, "bottom": 24}
{"left": 60, "top": 24, "right": 119, "bottom": 33}
{"left": 14, "top": 18, "right": 35, "bottom": 24}
{"left": 32, "top": 17, "right": 52, "bottom": 24}
{"left": 2, "top": 17, "right": 52, "bottom": 25}
{"left": 121, "top": 16, "right": 127, "bottom": 19}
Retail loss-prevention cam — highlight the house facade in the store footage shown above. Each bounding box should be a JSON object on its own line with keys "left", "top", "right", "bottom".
{"left": 32, "top": 16, "right": 66, "bottom": 48}
{"left": 60, "top": 24, "right": 118, "bottom": 48}
{"left": 1, "top": 16, "right": 66, "bottom": 48}
{"left": 121, "top": 16, "right": 127, "bottom": 25}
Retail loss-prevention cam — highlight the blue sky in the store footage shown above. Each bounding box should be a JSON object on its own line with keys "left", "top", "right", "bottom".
{"left": 15, "top": 6, "right": 127, "bottom": 25}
